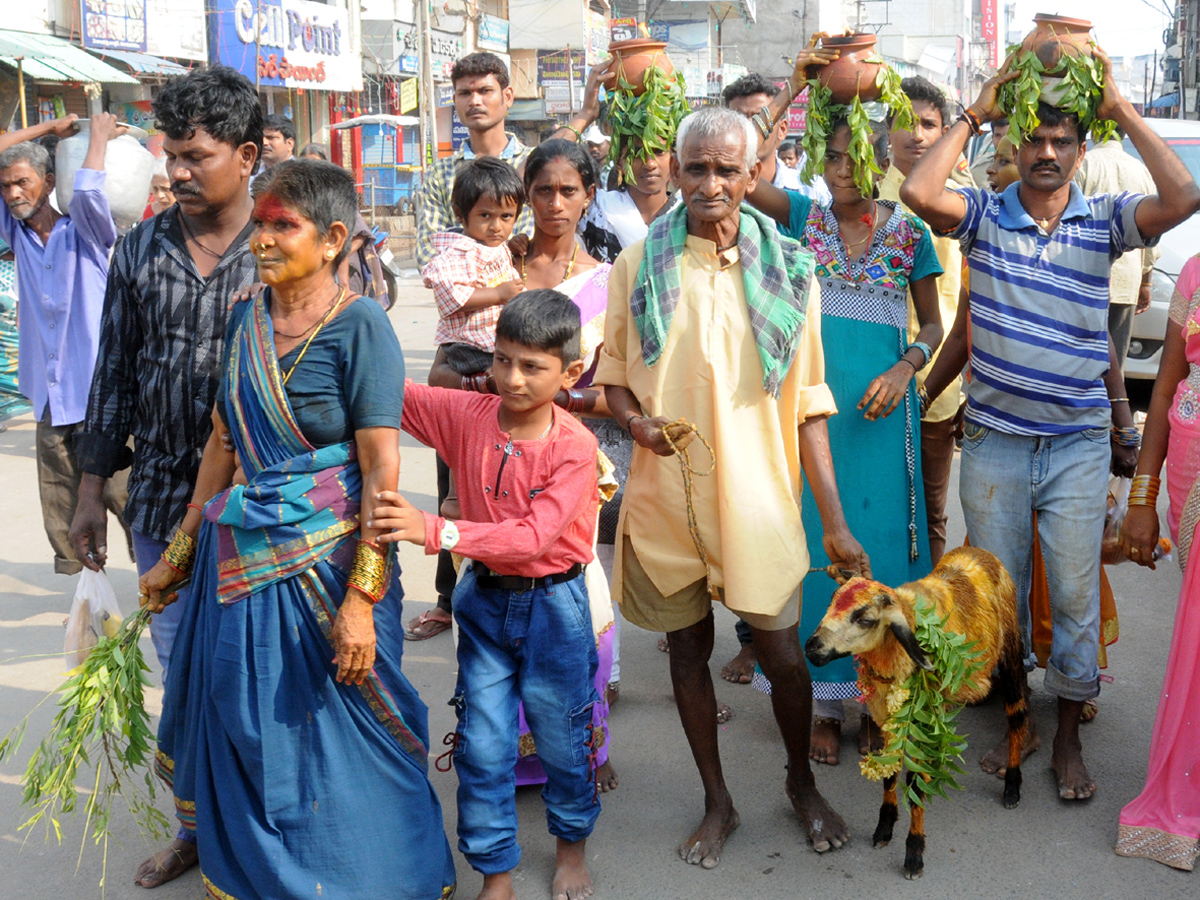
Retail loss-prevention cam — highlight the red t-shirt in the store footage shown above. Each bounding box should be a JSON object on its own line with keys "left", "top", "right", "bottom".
{"left": 401, "top": 385, "right": 598, "bottom": 576}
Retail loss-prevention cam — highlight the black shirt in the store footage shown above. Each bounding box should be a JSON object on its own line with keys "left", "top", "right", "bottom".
{"left": 76, "top": 206, "right": 257, "bottom": 542}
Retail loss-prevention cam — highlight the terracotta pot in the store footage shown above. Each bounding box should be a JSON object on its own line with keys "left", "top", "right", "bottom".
{"left": 603, "top": 39, "right": 674, "bottom": 96}
{"left": 817, "top": 32, "right": 882, "bottom": 104}
{"left": 1019, "top": 14, "right": 1094, "bottom": 71}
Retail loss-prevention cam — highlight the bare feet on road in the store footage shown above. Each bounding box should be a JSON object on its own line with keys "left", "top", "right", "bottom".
{"left": 134, "top": 839, "right": 198, "bottom": 888}
{"left": 552, "top": 838, "right": 594, "bottom": 900}
{"left": 595, "top": 759, "right": 619, "bottom": 792}
{"left": 786, "top": 777, "right": 849, "bottom": 853}
{"left": 678, "top": 791, "right": 740, "bottom": 869}
{"left": 980, "top": 720, "right": 1040, "bottom": 777}
{"left": 1052, "top": 732, "right": 1097, "bottom": 800}
{"left": 720, "top": 645, "right": 757, "bottom": 684}
{"left": 476, "top": 871, "right": 517, "bottom": 900}
{"left": 809, "top": 716, "right": 840, "bottom": 765}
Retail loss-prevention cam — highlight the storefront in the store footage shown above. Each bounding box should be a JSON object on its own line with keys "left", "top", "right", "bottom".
{"left": 205, "top": 0, "right": 363, "bottom": 150}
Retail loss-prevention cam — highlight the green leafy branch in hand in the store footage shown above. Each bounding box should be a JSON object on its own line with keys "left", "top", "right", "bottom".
{"left": 800, "top": 79, "right": 837, "bottom": 188}
{"left": 859, "top": 595, "right": 985, "bottom": 809}
{"left": 0, "top": 608, "right": 170, "bottom": 893}
{"left": 607, "top": 65, "right": 689, "bottom": 187}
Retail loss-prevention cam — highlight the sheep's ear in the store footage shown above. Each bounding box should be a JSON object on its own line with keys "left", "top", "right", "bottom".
{"left": 889, "top": 620, "right": 933, "bottom": 671}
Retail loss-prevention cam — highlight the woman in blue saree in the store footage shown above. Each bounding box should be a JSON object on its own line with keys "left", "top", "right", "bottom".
{"left": 139, "top": 160, "right": 456, "bottom": 899}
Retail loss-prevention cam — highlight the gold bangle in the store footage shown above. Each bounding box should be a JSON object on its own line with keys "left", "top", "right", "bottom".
{"left": 1127, "top": 474, "right": 1161, "bottom": 508}
{"left": 347, "top": 540, "right": 389, "bottom": 603}
{"left": 161, "top": 528, "right": 197, "bottom": 575}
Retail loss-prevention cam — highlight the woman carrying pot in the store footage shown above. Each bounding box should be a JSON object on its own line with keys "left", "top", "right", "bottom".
{"left": 743, "top": 41, "right": 945, "bottom": 765}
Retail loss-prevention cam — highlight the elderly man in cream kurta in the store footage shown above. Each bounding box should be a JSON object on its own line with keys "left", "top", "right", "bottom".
{"left": 595, "top": 106, "right": 870, "bottom": 869}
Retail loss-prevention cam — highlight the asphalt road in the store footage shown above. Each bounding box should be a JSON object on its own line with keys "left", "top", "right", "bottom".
{"left": 0, "top": 277, "right": 1193, "bottom": 900}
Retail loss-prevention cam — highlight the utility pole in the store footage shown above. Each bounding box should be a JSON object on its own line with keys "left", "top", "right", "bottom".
{"left": 418, "top": 0, "right": 439, "bottom": 173}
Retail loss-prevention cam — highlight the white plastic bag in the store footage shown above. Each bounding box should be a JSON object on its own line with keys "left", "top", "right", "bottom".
{"left": 64, "top": 569, "right": 124, "bottom": 667}
{"left": 1101, "top": 475, "right": 1173, "bottom": 566}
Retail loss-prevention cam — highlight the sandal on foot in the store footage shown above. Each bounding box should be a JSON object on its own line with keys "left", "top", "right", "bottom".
{"left": 405, "top": 610, "right": 452, "bottom": 641}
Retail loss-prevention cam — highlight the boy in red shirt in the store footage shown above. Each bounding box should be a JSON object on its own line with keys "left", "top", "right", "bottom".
{"left": 373, "top": 289, "right": 600, "bottom": 900}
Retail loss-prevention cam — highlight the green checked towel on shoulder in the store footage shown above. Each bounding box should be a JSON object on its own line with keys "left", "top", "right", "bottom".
{"left": 630, "top": 202, "right": 816, "bottom": 398}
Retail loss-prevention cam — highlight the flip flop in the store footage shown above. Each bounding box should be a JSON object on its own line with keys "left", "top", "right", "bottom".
{"left": 405, "top": 610, "right": 452, "bottom": 641}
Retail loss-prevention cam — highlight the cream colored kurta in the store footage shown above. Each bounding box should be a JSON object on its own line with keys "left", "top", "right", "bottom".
{"left": 880, "top": 166, "right": 965, "bottom": 423}
{"left": 593, "top": 234, "right": 836, "bottom": 618}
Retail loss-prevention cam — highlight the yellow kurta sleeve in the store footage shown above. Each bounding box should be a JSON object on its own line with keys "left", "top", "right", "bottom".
{"left": 793, "top": 283, "right": 837, "bottom": 422}
{"left": 593, "top": 241, "right": 644, "bottom": 389}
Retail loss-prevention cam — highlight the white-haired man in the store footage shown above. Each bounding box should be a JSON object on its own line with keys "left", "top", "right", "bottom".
{"left": 594, "top": 106, "right": 868, "bottom": 866}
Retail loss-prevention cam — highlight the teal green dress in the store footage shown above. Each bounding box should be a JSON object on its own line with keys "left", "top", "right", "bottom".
{"left": 755, "top": 192, "right": 941, "bottom": 700}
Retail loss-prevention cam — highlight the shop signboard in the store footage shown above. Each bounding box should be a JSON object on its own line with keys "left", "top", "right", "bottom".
{"left": 609, "top": 16, "right": 637, "bottom": 42}
{"left": 788, "top": 85, "right": 809, "bottom": 133}
{"left": 82, "top": 0, "right": 147, "bottom": 53}
{"left": 538, "top": 48, "right": 586, "bottom": 115}
{"left": 981, "top": 0, "right": 999, "bottom": 67}
{"left": 430, "top": 29, "right": 464, "bottom": 80}
{"left": 208, "top": 0, "right": 362, "bottom": 92}
{"left": 437, "top": 83, "right": 455, "bottom": 108}
{"left": 585, "top": 10, "right": 608, "bottom": 65}
{"left": 478, "top": 13, "right": 509, "bottom": 52}
{"left": 450, "top": 109, "right": 470, "bottom": 149}
{"left": 400, "top": 78, "right": 418, "bottom": 114}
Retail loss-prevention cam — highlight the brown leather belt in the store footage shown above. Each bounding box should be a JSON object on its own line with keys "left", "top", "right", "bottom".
{"left": 472, "top": 562, "right": 583, "bottom": 592}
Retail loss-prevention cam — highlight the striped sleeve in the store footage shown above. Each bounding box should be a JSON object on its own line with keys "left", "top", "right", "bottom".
{"left": 944, "top": 187, "right": 988, "bottom": 252}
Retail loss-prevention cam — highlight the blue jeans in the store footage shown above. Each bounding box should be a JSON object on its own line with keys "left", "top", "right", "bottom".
{"left": 131, "top": 529, "right": 196, "bottom": 846}
{"left": 959, "top": 423, "right": 1108, "bottom": 701}
{"left": 451, "top": 564, "right": 600, "bottom": 874}
{"left": 131, "top": 530, "right": 192, "bottom": 687}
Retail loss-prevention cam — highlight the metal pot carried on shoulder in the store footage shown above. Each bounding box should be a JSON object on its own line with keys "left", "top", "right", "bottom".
{"left": 55, "top": 120, "right": 156, "bottom": 229}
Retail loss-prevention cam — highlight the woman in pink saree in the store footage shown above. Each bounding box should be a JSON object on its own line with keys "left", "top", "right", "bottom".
{"left": 1115, "top": 253, "right": 1200, "bottom": 871}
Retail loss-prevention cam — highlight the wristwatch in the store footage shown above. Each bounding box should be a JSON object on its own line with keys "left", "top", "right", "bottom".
{"left": 440, "top": 520, "right": 460, "bottom": 551}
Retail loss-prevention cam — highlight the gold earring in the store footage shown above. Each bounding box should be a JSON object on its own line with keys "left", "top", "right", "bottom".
{"left": 326, "top": 251, "right": 335, "bottom": 259}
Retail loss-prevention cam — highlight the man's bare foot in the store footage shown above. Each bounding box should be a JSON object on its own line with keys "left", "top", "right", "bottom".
{"left": 809, "top": 716, "right": 840, "bottom": 765}
{"left": 785, "top": 776, "right": 849, "bottom": 853}
{"left": 720, "top": 645, "right": 757, "bottom": 684}
{"left": 716, "top": 702, "right": 734, "bottom": 724}
{"left": 857, "top": 714, "right": 884, "bottom": 756}
{"left": 476, "top": 871, "right": 517, "bottom": 900}
{"left": 657, "top": 635, "right": 670, "bottom": 652}
{"left": 606, "top": 681, "right": 619, "bottom": 707}
{"left": 980, "top": 720, "right": 1040, "bottom": 777}
{"left": 596, "top": 759, "right": 619, "bottom": 792}
{"left": 678, "top": 792, "right": 740, "bottom": 869}
{"left": 553, "top": 838, "right": 593, "bottom": 900}
{"left": 134, "top": 839, "right": 198, "bottom": 888}
{"left": 1051, "top": 732, "right": 1096, "bottom": 800}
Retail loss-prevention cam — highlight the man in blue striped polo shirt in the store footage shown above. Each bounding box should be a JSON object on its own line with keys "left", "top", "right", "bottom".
{"left": 901, "top": 50, "right": 1200, "bottom": 802}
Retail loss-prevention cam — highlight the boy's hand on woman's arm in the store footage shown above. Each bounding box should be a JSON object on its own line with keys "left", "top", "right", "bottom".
{"left": 370, "top": 491, "right": 428, "bottom": 545}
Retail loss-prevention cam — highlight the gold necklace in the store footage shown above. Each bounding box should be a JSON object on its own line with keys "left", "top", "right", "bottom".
{"left": 521, "top": 241, "right": 579, "bottom": 284}
{"left": 179, "top": 213, "right": 227, "bottom": 259}
{"left": 1036, "top": 207, "right": 1068, "bottom": 230}
{"left": 837, "top": 201, "right": 878, "bottom": 256}
{"left": 282, "top": 287, "right": 348, "bottom": 385}
{"left": 273, "top": 290, "right": 339, "bottom": 339}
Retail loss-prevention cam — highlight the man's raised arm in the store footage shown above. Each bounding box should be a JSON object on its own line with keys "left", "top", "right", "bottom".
{"left": 1091, "top": 50, "right": 1200, "bottom": 239}
{"left": 901, "top": 69, "right": 1017, "bottom": 232}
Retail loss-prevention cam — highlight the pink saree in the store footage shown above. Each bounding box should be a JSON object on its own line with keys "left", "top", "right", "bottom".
{"left": 1116, "top": 258, "right": 1200, "bottom": 871}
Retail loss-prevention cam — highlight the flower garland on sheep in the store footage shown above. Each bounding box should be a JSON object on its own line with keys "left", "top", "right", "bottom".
{"left": 858, "top": 595, "right": 985, "bottom": 807}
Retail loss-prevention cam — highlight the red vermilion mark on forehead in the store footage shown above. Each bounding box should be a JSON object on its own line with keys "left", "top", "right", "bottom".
{"left": 831, "top": 578, "right": 875, "bottom": 616}
{"left": 253, "top": 193, "right": 301, "bottom": 228}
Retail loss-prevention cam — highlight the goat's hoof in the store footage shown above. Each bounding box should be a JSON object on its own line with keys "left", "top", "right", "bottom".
{"left": 1003, "top": 790, "right": 1021, "bottom": 809}
{"left": 873, "top": 838, "right": 891, "bottom": 849}
{"left": 903, "top": 866, "right": 924, "bottom": 880}
{"left": 872, "top": 827, "right": 894, "bottom": 848}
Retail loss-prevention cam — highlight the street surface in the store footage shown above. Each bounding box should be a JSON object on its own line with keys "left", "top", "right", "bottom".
{"left": 0, "top": 276, "right": 1193, "bottom": 899}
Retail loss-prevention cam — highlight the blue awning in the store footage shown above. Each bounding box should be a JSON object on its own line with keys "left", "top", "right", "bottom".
{"left": 0, "top": 29, "right": 138, "bottom": 84}
{"left": 1149, "top": 92, "right": 1180, "bottom": 109}
{"left": 87, "top": 48, "right": 190, "bottom": 78}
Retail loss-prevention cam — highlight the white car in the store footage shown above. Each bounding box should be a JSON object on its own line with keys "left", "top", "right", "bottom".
{"left": 1123, "top": 119, "right": 1200, "bottom": 380}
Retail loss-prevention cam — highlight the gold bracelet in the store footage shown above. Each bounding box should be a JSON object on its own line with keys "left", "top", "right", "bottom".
{"left": 1127, "top": 474, "right": 1161, "bottom": 508}
{"left": 161, "top": 529, "right": 197, "bottom": 575}
{"left": 347, "top": 540, "right": 389, "bottom": 603}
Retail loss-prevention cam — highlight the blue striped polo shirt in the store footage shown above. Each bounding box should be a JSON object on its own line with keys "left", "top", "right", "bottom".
{"left": 948, "top": 182, "right": 1155, "bottom": 435}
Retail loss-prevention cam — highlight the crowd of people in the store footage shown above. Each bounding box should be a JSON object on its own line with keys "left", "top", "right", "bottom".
{"left": 1, "top": 34, "right": 1199, "bottom": 900}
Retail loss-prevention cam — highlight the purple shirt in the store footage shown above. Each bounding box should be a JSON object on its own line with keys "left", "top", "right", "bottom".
{"left": 0, "top": 168, "right": 115, "bottom": 425}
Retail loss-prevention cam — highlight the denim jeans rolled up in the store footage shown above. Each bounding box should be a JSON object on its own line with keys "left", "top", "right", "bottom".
{"left": 451, "top": 563, "right": 600, "bottom": 874}
{"left": 959, "top": 422, "right": 1109, "bottom": 701}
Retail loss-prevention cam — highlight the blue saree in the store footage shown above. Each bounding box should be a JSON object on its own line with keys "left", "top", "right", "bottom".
{"left": 156, "top": 296, "right": 456, "bottom": 900}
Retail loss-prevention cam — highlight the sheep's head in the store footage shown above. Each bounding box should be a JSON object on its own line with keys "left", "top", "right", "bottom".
{"left": 804, "top": 577, "right": 932, "bottom": 672}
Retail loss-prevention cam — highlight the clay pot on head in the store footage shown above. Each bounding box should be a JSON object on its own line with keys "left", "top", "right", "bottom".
{"left": 1017, "top": 15, "right": 1095, "bottom": 110}
{"left": 1020, "top": 14, "right": 1094, "bottom": 70}
{"left": 817, "top": 32, "right": 882, "bottom": 104}
{"left": 602, "top": 39, "right": 674, "bottom": 96}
